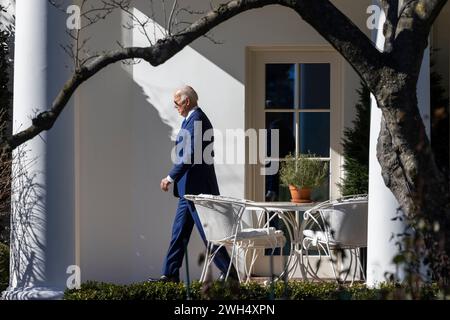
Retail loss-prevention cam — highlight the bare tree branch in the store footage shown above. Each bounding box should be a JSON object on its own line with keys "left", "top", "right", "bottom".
{"left": 2, "top": 0, "right": 385, "bottom": 151}
{"left": 380, "top": 0, "right": 399, "bottom": 53}
{"left": 167, "top": 0, "right": 178, "bottom": 35}
{"left": 162, "top": 0, "right": 167, "bottom": 31}
{"left": 417, "top": 0, "right": 448, "bottom": 24}
{"left": 283, "top": 0, "right": 385, "bottom": 89}
{"left": 108, "top": 0, "right": 154, "bottom": 45}
{"left": 390, "top": 0, "right": 447, "bottom": 75}
{"left": 59, "top": 43, "right": 75, "bottom": 61}
{"left": 5, "top": 0, "right": 449, "bottom": 285}
{"left": 115, "top": 40, "right": 142, "bottom": 65}
{"left": 80, "top": 53, "right": 101, "bottom": 66}
{"left": 50, "top": 0, "right": 121, "bottom": 68}
{"left": 202, "top": 32, "right": 224, "bottom": 45}
{"left": 176, "top": 7, "right": 206, "bottom": 16}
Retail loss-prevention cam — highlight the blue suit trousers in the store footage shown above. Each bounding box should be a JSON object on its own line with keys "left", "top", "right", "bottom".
{"left": 162, "top": 197, "right": 232, "bottom": 278}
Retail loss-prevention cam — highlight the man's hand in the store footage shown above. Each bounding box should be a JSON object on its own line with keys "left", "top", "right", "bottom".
{"left": 160, "top": 178, "right": 171, "bottom": 192}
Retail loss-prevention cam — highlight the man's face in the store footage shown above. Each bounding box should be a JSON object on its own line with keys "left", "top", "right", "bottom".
{"left": 174, "top": 94, "right": 190, "bottom": 117}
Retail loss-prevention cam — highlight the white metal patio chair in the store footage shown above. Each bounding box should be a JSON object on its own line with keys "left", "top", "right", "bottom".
{"left": 184, "top": 194, "right": 286, "bottom": 283}
{"left": 301, "top": 194, "right": 368, "bottom": 284}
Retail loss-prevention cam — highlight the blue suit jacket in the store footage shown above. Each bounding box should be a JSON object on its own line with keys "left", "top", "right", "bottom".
{"left": 169, "top": 108, "right": 220, "bottom": 198}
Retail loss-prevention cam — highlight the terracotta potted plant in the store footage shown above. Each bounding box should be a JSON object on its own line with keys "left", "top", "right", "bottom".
{"left": 279, "top": 153, "right": 328, "bottom": 203}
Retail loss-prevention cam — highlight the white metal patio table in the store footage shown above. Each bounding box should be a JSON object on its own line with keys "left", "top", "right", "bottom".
{"left": 243, "top": 201, "right": 316, "bottom": 280}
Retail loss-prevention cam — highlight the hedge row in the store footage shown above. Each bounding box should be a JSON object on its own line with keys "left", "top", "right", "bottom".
{"left": 0, "top": 242, "right": 9, "bottom": 292}
{"left": 64, "top": 280, "right": 440, "bottom": 300}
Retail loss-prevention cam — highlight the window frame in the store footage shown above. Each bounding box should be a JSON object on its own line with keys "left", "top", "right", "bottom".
{"left": 245, "top": 46, "right": 343, "bottom": 202}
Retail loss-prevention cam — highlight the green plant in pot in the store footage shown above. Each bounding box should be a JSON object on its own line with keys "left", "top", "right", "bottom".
{"left": 280, "top": 153, "right": 328, "bottom": 203}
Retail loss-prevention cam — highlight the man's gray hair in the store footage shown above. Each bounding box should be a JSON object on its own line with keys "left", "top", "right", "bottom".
{"left": 177, "top": 85, "right": 198, "bottom": 104}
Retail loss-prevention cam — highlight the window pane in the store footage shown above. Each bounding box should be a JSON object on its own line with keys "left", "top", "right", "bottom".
{"left": 265, "top": 173, "right": 291, "bottom": 202}
{"left": 265, "top": 112, "right": 295, "bottom": 158}
{"left": 299, "top": 63, "right": 330, "bottom": 109}
{"left": 299, "top": 113, "right": 330, "bottom": 157}
{"left": 310, "top": 161, "right": 330, "bottom": 202}
{"left": 265, "top": 64, "right": 295, "bottom": 109}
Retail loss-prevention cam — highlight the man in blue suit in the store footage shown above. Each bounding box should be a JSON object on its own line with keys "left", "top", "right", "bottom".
{"left": 156, "top": 86, "right": 236, "bottom": 283}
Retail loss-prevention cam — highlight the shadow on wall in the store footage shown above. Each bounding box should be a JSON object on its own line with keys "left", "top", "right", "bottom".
{"left": 77, "top": 59, "right": 206, "bottom": 283}
{"left": 132, "top": 0, "right": 371, "bottom": 82}
{"left": 130, "top": 77, "right": 199, "bottom": 283}
{"left": 9, "top": 146, "right": 46, "bottom": 288}
{"left": 73, "top": 5, "right": 213, "bottom": 284}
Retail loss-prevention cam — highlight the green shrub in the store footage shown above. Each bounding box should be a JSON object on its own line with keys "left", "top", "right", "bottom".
{"left": 287, "top": 281, "right": 342, "bottom": 300}
{"left": 0, "top": 242, "right": 9, "bottom": 292}
{"left": 280, "top": 153, "right": 328, "bottom": 189}
{"left": 64, "top": 281, "right": 189, "bottom": 300}
{"left": 64, "top": 280, "right": 440, "bottom": 300}
{"left": 339, "top": 82, "right": 370, "bottom": 196}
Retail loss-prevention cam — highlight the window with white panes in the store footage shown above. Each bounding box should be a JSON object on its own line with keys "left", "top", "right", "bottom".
{"left": 264, "top": 63, "right": 331, "bottom": 203}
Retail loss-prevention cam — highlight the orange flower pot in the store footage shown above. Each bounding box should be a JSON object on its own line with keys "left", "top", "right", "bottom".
{"left": 289, "top": 185, "right": 312, "bottom": 203}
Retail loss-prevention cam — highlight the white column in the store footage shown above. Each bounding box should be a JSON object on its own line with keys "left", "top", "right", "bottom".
{"left": 366, "top": 2, "right": 430, "bottom": 286}
{"left": 2, "top": 0, "right": 76, "bottom": 299}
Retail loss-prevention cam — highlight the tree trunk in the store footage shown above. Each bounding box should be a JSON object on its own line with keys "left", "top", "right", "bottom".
{"left": 375, "top": 72, "right": 450, "bottom": 283}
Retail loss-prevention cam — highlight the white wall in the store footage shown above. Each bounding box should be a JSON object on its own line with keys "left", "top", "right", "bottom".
{"left": 76, "top": 9, "right": 134, "bottom": 284}
{"left": 76, "top": 0, "right": 371, "bottom": 283}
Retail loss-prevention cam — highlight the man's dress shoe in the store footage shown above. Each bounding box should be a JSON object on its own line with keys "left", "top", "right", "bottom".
{"left": 147, "top": 275, "right": 180, "bottom": 283}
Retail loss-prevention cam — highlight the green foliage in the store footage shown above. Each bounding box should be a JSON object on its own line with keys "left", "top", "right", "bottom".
{"left": 282, "top": 281, "right": 342, "bottom": 300}
{"left": 339, "top": 83, "right": 370, "bottom": 196}
{"left": 0, "top": 24, "right": 12, "bottom": 138}
{"left": 430, "top": 49, "right": 449, "bottom": 178}
{"left": 0, "top": 242, "right": 9, "bottom": 292}
{"left": 279, "top": 153, "right": 328, "bottom": 189}
{"left": 64, "top": 281, "right": 189, "bottom": 300}
{"left": 0, "top": 13, "right": 13, "bottom": 245}
{"left": 64, "top": 280, "right": 441, "bottom": 300}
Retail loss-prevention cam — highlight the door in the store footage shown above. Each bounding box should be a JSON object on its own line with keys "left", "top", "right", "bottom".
{"left": 245, "top": 47, "right": 343, "bottom": 277}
